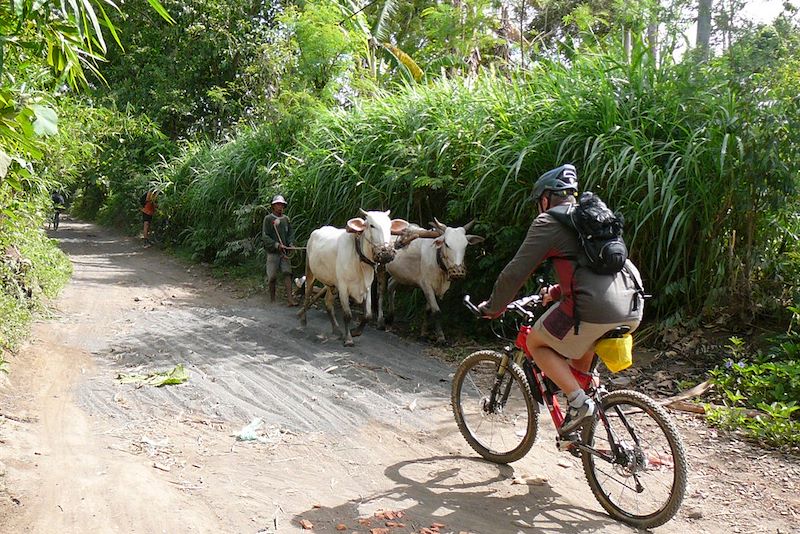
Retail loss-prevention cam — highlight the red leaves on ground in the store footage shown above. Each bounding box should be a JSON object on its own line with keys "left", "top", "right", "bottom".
{"left": 374, "top": 510, "right": 405, "bottom": 520}
{"left": 298, "top": 518, "right": 313, "bottom": 529}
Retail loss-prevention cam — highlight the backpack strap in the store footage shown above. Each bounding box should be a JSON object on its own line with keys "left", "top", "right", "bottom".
{"left": 625, "top": 263, "right": 649, "bottom": 313}
{"left": 547, "top": 205, "right": 583, "bottom": 334}
{"left": 547, "top": 204, "right": 574, "bottom": 229}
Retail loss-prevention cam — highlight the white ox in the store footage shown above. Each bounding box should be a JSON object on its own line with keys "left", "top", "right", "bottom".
{"left": 298, "top": 209, "right": 408, "bottom": 346}
{"left": 382, "top": 219, "right": 484, "bottom": 343}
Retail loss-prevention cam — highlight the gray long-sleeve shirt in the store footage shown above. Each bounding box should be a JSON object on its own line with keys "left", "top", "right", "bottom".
{"left": 262, "top": 213, "right": 294, "bottom": 253}
{"left": 484, "top": 210, "right": 644, "bottom": 325}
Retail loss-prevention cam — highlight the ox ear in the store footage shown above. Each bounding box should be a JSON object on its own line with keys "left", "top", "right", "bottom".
{"left": 466, "top": 235, "right": 485, "bottom": 246}
{"left": 390, "top": 218, "right": 409, "bottom": 235}
{"left": 346, "top": 218, "right": 366, "bottom": 233}
{"left": 434, "top": 236, "right": 445, "bottom": 248}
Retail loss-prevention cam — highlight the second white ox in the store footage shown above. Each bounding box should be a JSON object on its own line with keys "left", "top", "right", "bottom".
{"left": 384, "top": 219, "right": 484, "bottom": 343}
{"left": 299, "top": 209, "right": 408, "bottom": 346}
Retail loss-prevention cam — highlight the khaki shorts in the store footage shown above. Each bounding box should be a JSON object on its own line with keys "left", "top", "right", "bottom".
{"left": 533, "top": 303, "right": 641, "bottom": 359}
{"left": 266, "top": 253, "right": 292, "bottom": 281}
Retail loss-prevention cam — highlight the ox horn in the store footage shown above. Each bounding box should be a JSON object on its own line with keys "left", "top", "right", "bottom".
{"left": 431, "top": 218, "right": 447, "bottom": 232}
{"left": 463, "top": 219, "right": 476, "bottom": 232}
{"left": 359, "top": 208, "right": 369, "bottom": 218}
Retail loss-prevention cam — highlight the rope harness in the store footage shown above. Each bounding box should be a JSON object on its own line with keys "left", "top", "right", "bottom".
{"left": 272, "top": 217, "right": 306, "bottom": 260}
{"left": 354, "top": 232, "right": 376, "bottom": 267}
{"left": 436, "top": 245, "right": 449, "bottom": 276}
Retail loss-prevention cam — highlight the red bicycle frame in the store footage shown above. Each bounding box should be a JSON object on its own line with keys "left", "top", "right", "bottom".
{"left": 514, "top": 324, "right": 597, "bottom": 430}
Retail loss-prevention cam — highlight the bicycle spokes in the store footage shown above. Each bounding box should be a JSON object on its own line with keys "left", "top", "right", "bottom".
{"left": 581, "top": 391, "right": 687, "bottom": 529}
{"left": 451, "top": 351, "right": 538, "bottom": 464}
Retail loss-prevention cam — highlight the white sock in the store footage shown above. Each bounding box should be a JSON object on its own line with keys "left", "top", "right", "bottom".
{"left": 567, "top": 389, "right": 588, "bottom": 408}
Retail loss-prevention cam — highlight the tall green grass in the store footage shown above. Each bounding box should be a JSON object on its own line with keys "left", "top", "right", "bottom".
{"left": 84, "top": 44, "right": 797, "bottom": 324}
{"left": 154, "top": 99, "right": 321, "bottom": 262}
{"left": 282, "top": 46, "right": 798, "bottom": 321}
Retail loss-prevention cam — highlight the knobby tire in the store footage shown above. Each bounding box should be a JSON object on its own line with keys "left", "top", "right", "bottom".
{"left": 581, "top": 389, "right": 688, "bottom": 529}
{"left": 451, "top": 350, "right": 538, "bottom": 464}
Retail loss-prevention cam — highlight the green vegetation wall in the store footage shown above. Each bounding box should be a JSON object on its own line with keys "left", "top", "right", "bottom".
{"left": 67, "top": 47, "right": 798, "bottom": 327}
{"left": 280, "top": 52, "right": 798, "bottom": 322}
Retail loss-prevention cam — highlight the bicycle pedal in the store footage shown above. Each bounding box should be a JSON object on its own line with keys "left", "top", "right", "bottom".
{"left": 556, "top": 434, "right": 579, "bottom": 453}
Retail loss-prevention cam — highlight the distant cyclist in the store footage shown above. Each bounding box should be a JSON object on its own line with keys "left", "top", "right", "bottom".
{"left": 50, "top": 190, "right": 65, "bottom": 230}
{"left": 140, "top": 189, "right": 159, "bottom": 247}
{"left": 478, "top": 164, "right": 645, "bottom": 434}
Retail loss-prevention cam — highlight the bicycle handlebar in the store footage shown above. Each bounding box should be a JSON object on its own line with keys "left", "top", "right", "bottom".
{"left": 463, "top": 295, "right": 482, "bottom": 317}
{"left": 463, "top": 293, "right": 543, "bottom": 320}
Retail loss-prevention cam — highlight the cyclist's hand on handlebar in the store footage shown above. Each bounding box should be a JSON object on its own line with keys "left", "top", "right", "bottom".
{"left": 540, "top": 284, "right": 561, "bottom": 306}
{"left": 477, "top": 300, "right": 504, "bottom": 320}
{"left": 539, "top": 285, "right": 553, "bottom": 306}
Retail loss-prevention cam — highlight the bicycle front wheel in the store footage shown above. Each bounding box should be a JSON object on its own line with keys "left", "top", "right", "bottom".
{"left": 581, "top": 390, "right": 688, "bottom": 529}
{"left": 451, "top": 350, "right": 538, "bottom": 464}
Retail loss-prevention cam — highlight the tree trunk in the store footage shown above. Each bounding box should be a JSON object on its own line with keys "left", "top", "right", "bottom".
{"left": 623, "top": 27, "right": 631, "bottom": 64}
{"left": 647, "top": 22, "right": 659, "bottom": 65}
{"left": 696, "top": 0, "right": 713, "bottom": 62}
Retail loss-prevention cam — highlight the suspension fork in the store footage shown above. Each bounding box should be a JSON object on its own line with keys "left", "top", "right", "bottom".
{"left": 486, "top": 353, "right": 512, "bottom": 412}
{"left": 487, "top": 350, "right": 527, "bottom": 411}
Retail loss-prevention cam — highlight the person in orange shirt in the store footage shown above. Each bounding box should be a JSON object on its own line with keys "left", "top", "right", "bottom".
{"left": 140, "top": 189, "right": 159, "bottom": 247}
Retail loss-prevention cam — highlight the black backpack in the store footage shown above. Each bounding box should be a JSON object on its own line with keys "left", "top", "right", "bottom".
{"left": 549, "top": 192, "right": 628, "bottom": 275}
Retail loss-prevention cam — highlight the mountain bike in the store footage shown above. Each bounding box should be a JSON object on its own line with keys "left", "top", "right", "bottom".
{"left": 452, "top": 294, "right": 687, "bottom": 529}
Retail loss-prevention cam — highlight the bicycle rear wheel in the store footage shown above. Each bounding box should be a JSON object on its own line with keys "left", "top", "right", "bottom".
{"left": 451, "top": 350, "right": 538, "bottom": 464}
{"left": 581, "top": 390, "right": 687, "bottom": 529}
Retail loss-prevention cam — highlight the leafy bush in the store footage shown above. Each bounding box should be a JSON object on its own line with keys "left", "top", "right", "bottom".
{"left": 63, "top": 102, "right": 176, "bottom": 232}
{"left": 0, "top": 227, "right": 72, "bottom": 352}
{"left": 708, "top": 309, "right": 800, "bottom": 450}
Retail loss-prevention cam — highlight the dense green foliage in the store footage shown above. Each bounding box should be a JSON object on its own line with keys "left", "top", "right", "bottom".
{"left": 281, "top": 45, "right": 799, "bottom": 320}
{"left": 95, "top": 0, "right": 282, "bottom": 139}
{"left": 0, "top": 226, "right": 72, "bottom": 352}
{"left": 708, "top": 318, "right": 800, "bottom": 450}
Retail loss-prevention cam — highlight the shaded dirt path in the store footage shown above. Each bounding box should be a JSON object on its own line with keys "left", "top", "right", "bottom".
{"left": 0, "top": 219, "right": 797, "bottom": 533}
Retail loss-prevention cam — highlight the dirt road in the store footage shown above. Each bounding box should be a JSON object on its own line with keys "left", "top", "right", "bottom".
{"left": 0, "top": 220, "right": 797, "bottom": 533}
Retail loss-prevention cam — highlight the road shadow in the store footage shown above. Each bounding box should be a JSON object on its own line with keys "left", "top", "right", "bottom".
{"left": 292, "top": 455, "right": 628, "bottom": 534}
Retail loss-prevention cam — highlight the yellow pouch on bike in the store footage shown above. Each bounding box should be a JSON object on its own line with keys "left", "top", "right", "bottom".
{"left": 595, "top": 334, "right": 633, "bottom": 373}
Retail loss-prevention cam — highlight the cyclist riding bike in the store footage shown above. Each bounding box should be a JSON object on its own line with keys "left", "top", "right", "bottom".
{"left": 478, "top": 163, "right": 645, "bottom": 435}
{"left": 50, "top": 190, "right": 65, "bottom": 230}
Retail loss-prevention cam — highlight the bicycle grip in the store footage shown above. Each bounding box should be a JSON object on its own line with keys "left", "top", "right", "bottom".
{"left": 463, "top": 295, "right": 483, "bottom": 317}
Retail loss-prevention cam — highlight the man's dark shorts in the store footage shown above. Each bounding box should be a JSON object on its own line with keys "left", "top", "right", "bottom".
{"left": 142, "top": 213, "right": 153, "bottom": 222}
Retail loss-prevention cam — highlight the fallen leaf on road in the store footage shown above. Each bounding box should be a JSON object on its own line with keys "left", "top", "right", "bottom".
{"left": 335, "top": 524, "right": 347, "bottom": 531}
{"left": 117, "top": 364, "right": 188, "bottom": 387}
{"left": 299, "top": 518, "right": 313, "bottom": 529}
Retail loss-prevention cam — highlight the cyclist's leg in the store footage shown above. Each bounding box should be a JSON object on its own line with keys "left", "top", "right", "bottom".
{"left": 525, "top": 328, "right": 582, "bottom": 393}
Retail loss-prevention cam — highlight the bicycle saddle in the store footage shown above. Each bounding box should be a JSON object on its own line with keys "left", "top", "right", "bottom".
{"left": 601, "top": 325, "right": 631, "bottom": 339}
